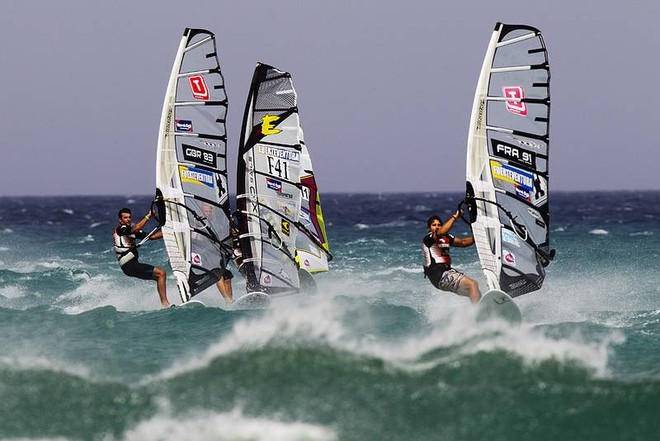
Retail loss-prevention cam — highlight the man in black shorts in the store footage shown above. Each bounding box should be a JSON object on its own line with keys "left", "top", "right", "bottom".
{"left": 113, "top": 207, "right": 172, "bottom": 308}
{"left": 422, "top": 212, "right": 481, "bottom": 304}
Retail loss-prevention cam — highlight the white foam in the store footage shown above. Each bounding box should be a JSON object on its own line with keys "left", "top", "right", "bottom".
{"left": 0, "top": 355, "right": 91, "bottom": 378}
{"left": 345, "top": 238, "right": 385, "bottom": 245}
{"left": 78, "top": 235, "right": 95, "bottom": 243}
{"left": 589, "top": 229, "right": 609, "bottom": 235}
{"left": 151, "top": 275, "right": 616, "bottom": 383}
{"left": 55, "top": 273, "right": 158, "bottom": 314}
{"left": 0, "top": 285, "right": 28, "bottom": 299}
{"left": 0, "top": 258, "right": 87, "bottom": 273}
{"left": 121, "top": 409, "right": 336, "bottom": 441}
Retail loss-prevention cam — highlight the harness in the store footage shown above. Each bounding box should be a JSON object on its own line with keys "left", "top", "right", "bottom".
{"left": 113, "top": 225, "right": 138, "bottom": 267}
{"left": 422, "top": 233, "right": 454, "bottom": 279}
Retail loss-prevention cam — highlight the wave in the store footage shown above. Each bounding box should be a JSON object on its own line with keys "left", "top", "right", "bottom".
{"left": 3, "top": 334, "right": 660, "bottom": 441}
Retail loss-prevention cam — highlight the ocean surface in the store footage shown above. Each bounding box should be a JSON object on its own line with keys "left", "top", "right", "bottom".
{"left": 1, "top": 191, "right": 659, "bottom": 441}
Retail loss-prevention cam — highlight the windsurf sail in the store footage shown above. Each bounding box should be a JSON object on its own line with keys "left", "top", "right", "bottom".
{"left": 295, "top": 117, "right": 332, "bottom": 273}
{"left": 237, "top": 63, "right": 325, "bottom": 294}
{"left": 465, "top": 23, "right": 554, "bottom": 298}
{"left": 156, "top": 28, "right": 232, "bottom": 303}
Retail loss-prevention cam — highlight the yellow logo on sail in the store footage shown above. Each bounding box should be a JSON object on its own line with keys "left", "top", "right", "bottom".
{"left": 281, "top": 219, "right": 290, "bottom": 236}
{"left": 261, "top": 115, "right": 281, "bottom": 135}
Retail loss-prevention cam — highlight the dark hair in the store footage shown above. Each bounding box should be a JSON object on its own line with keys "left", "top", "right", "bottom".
{"left": 427, "top": 215, "right": 442, "bottom": 228}
{"left": 118, "top": 207, "right": 132, "bottom": 218}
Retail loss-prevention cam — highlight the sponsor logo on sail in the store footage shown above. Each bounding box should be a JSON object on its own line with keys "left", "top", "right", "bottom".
{"left": 175, "top": 119, "right": 193, "bottom": 132}
{"left": 502, "top": 86, "right": 527, "bottom": 116}
{"left": 189, "top": 75, "right": 209, "bottom": 100}
{"left": 266, "top": 177, "right": 283, "bottom": 192}
{"left": 281, "top": 219, "right": 290, "bottom": 236}
{"left": 192, "top": 252, "right": 202, "bottom": 265}
{"left": 516, "top": 187, "right": 531, "bottom": 201}
{"left": 511, "top": 137, "right": 544, "bottom": 151}
{"left": 475, "top": 98, "right": 485, "bottom": 130}
{"left": 179, "top": 165, "right": 215, "bottom": 188}
{"left": 266, "top": 177, "right": 294, "bottom": 199}
{"left": 299, "top": 207, "right": 311, "bottom": 223}
{"left": 263, "top": 274, "right": 272, "bottom": 285}
{"left": 502, "top": 229, "right": 520, "bottom": 247}
{"left": 261, "top": 115, "right": 282, "bottom": 135}
{"left": 491, "top": 161, "right": 534, "bottom": 196}
{"left": 503, "top": 250, "right": 516, "bottom": 266}
{"left": 258, "top": 145, "right": 300, "bottom": 162}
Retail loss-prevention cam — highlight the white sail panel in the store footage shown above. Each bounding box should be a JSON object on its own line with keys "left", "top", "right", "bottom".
{"left": 296, "top": 142, "right": 332, "bottom": 273}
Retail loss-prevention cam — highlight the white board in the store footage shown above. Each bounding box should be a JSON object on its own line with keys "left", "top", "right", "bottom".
{"left": 180, "top": 299, "right": 206, "bottom": 308}
{"left": 232, "top": 292, "right": 271, "bottom": 310}
{"left": 476, "top": 289, "right": 522, "bottom": 325}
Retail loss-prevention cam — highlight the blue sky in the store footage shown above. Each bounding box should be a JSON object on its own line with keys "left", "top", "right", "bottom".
{"left": 1, "top": 0, "right": 659, "bottom": 195}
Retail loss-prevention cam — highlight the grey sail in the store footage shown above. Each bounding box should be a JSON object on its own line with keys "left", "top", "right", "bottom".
{"left": 236, "top": 63, "right": 306, "bottom": 295}
{"left": 465, "top": 23, "right": 554, "bottom": 297}
{"left": 156, "top": 28, "right": 231, "bottom": 302}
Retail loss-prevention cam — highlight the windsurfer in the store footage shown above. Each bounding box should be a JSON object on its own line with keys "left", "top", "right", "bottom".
{"left": 113, "top": 207, "right": 172, "bottom": 308}
{"left": 422, "top": 212, "right": 482, "bottom": 304}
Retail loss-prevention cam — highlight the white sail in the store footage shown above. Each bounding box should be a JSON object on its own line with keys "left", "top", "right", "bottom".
{"left": 236, "top": 63, "right": 330, "bottom": 294}
{"left": 465, "top": 23, "right": 554, "bottom": 297}
{"left": 295, "top": 125, "right": 332, "bottom": 273}
{"left": 156, "top": 28, "right": 231, "bottom": 302}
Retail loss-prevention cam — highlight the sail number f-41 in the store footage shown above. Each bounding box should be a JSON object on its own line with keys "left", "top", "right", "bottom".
{"left": 267, "top": 157, "right": 289, "bottom": 180}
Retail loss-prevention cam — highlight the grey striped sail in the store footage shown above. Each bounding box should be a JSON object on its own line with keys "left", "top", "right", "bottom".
{"left": 236, "top": 63, "right": 311, "bottom": 295}
{"left": 465, "top": 23, "right": 554, "bottom": 297}
{"left": 156, "top": 28, "right": 231, "bottom": 302}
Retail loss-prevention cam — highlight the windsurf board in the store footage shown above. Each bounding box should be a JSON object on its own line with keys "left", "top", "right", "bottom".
{"left": 232, "top": 292, "right": 271, "bottom": 310}
{"left": 476, "top": 289, "right": 522, "bottom": 325}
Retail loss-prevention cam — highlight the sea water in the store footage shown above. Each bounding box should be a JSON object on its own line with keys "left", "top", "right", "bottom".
{"left": 0, "top": 192, "right": 659, "bottom": 441}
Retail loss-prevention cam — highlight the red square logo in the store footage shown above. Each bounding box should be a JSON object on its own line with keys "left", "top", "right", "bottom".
{"left": 189, "top": 75, "right": 209, "bottom": 100}
{"left": 502, "top": 86, "right": 527, "bottom": 116}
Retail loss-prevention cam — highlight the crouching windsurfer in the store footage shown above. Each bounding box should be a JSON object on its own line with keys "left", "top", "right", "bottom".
{"left": 113, "top": 207, "right": 172, "bottom": 308}
{"left": 422, "top": 211, "right": 482, "bottom": 304}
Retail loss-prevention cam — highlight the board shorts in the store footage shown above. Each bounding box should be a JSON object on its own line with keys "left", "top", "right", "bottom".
{"left": 221, "top": 268, "right": 233, "bottom": 280}
{"left": 121, "top": 259, "right": 155, "bottom": 281}
{"left": 425, "top": 264, "right": 465, "bottom": 293}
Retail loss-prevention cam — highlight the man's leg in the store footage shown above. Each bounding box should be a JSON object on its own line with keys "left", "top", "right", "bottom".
{"left": 216, "top": 277, "right": 233, "bottom": 304}
{"left": 457, "top": 275, "right": 481, "bottom": 304}
{"left": 152, "top": 267, "right": 171, "bottom": 308}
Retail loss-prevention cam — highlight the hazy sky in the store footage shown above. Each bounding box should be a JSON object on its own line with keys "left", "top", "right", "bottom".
{"left": 1, "top": 0, "right": 659, "bottom": 196}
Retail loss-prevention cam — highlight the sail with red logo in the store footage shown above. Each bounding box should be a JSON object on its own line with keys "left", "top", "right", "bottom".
{"left": 465, "top": 23, "right": 555, "bottom": 298}
{"left": 156, "top": 28, "right": 232, "bottom": 303}
{"left": 235, "top": 63, "right": 308, "bottom": 296}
